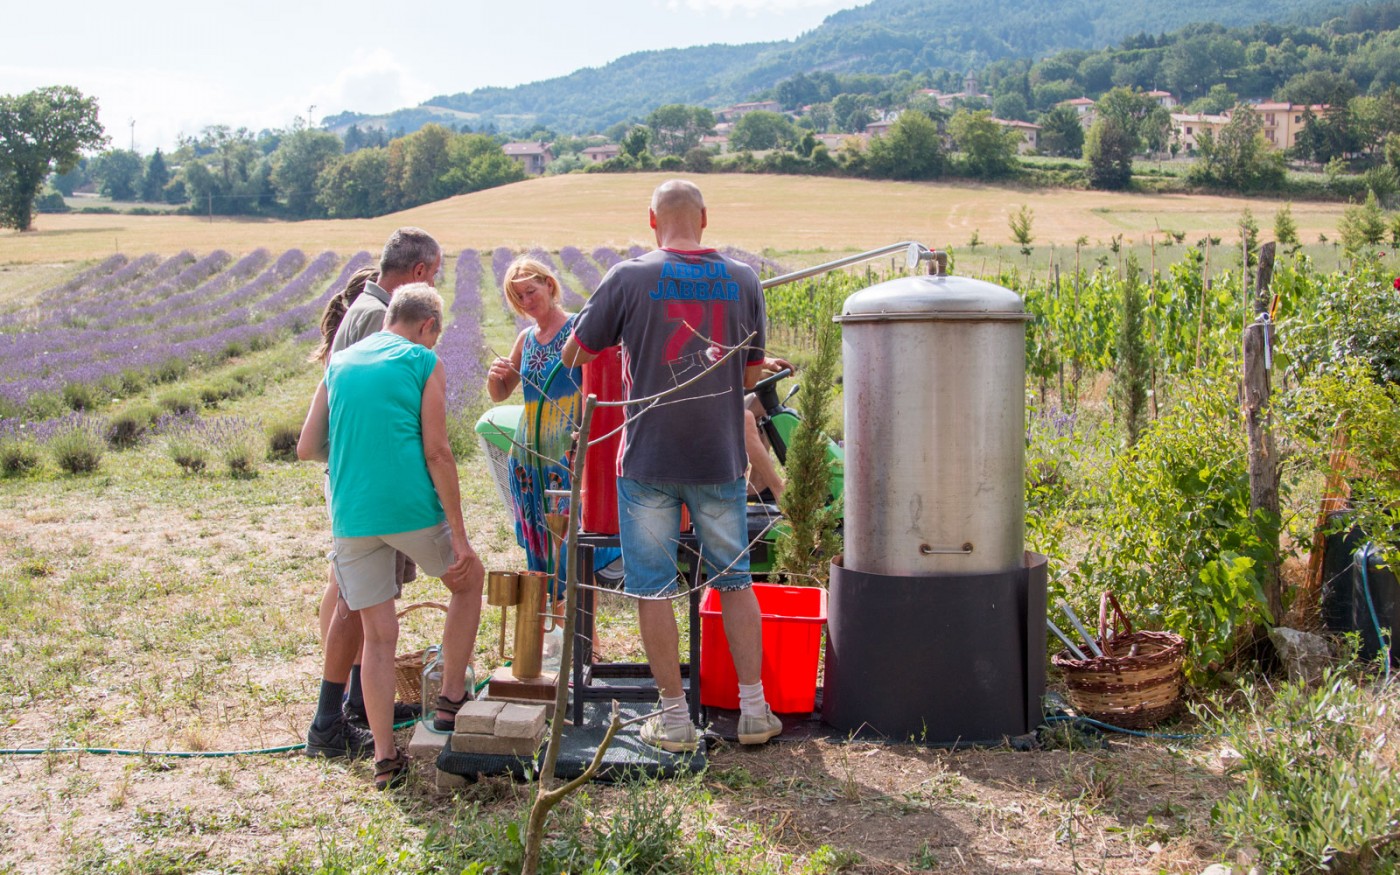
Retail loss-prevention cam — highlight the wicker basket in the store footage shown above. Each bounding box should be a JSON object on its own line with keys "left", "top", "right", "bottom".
{"left": 393, "top": 601, "right": 448, "bottom": 705}
{"left": 1051, "top": 591, "right": 1186, "bottom": 729}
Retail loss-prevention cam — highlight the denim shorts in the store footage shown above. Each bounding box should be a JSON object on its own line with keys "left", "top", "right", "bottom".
{"left": 616, "top": 476, "right": 751, "bottom": 598}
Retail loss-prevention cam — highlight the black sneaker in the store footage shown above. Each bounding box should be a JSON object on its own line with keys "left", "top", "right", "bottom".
{"left": 343, "top": 701, "right": 422, "bottom": 729}
{"left": 305, "top": 714, "right": 375, "bottom": 759}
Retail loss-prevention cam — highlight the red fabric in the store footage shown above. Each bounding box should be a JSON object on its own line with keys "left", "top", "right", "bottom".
{"left": 580, "top": 347, "right": 625, "bottom": 534}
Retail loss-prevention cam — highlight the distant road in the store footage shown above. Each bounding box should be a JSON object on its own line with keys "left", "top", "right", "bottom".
{"left": 0, "top": 173, "right": 1345, "bottom": 264}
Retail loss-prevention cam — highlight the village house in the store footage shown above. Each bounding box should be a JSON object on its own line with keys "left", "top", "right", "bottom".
{"left": 502, "top": 142, "right": 554, "bottom": 175}
{"left": 1145, "top": 90, "right": 1178, "bottom": 109}
{"left": 916, "top": 71, "right": 992, "bottom": 108}
{"left": 1170, "top": 111, "right": 1231, "bottom": 152}
{"left": 1251, "top": 102, "right": 1327, "bottom": 151}
{"left": 1059, "top": 97, "right": 1098, "bottom": 128}
{"left": 580, "top": 144, "right": 620, "bottom": 164}
{"left": 992, "top": 117, "right": 1041, "bottom": 154}
{"left": 715, "top": 100, "right": 782, "bottom": 122}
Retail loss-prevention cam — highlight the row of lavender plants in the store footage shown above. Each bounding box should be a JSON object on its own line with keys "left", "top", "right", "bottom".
{"left": 1, "top": 249, "right": 354, "bottom": 419}
{"left": 441, "top": 250, "right": 487, "bottom": 413}
{"left": 0, "top": 410, "right": 268, "bottom": 478}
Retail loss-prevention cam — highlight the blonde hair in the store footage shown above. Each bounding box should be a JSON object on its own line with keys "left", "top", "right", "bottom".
{"left": 501, "top": 256, "right": 562, "bottom": 319}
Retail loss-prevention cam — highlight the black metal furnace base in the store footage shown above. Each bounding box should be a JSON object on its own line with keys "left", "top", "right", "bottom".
{"left": 822, "top": 552, "right": 1048, "bottom": 744}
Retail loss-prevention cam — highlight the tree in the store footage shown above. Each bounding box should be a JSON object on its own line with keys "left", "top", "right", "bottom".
{"left": 864, "top": 111, "right": 944, "bottom": 180}
{"left": 141, "top": 149, "right": 169, "bottom": 202}
{"left": 949, "top": 109, "right": 1018, "bottom": 179}
{"left": 1338, "top": 190, "right": 1387, "bottom": 253}
{"left": 176, "top": 126, "right": 272, "bottom": 216}
{"left": 270, "top": 126, "right": 342, "bottom": 217}
{"left": 1084, "top": 116, "right": 1136, "bottom": 190}
{"left": 1187, "top": 105, "right": 1286, "bottom": 192}
{"left": 1273, "top": 202, "right": 1300, "bottom": 253}
{"left": 729, "top": 111, "right": 797, "bottom": 152}
{"left": 646, "top": 104, "right": 714, "bottom": 156}
{"left": 1097, "top": 87, "right": 1172, "bottom": 154}
{"left": 0, "top": 86, "right": 106, "bottom": 231}
{"left": 1114, "top": 253, "right": 1150, "bottom": 446}
{"left": 90, "top": 149, "right": 144, "bottom": 201}
{"left": 1037, "top": 105, "right": 1085, "bottom": 157}
{"left": 992, "top": 92, "right": 1030, "bottom": 122}
{"left": 620, "top": 126, "right": 651, "bottom": 161}
{"left": 316, "top": 147, "right": 390, "bottom": 218}
{"left": 1009, "top": 204, "right": 1034, "bottom": 257}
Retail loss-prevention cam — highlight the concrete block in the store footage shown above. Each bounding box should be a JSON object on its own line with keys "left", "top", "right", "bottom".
{"left": 482, "top": 694, "right": 556, "bottom": 721}
{"left": 451, "top": 728, "right": 545, "bottom": 757}
{"left": 455, "top": 700, "right": 505, "bottom": 734}
{"left": 495, "top": 703, "right": 548, "bottom": 739}
{"left": 435, "top": 768, "right": 471, "bottom": 791}
{"left": 408, "top": 720, "right": 449, "bottom": 760}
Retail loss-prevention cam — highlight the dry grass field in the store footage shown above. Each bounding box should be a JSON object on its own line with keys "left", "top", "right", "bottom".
{"left": 0, "top": 173, "right": 1347, "bottom": 267}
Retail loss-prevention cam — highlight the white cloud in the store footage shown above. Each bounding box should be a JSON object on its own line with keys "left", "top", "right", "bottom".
{"left": 306, "top": 48, "right": 435, "bottom": 119}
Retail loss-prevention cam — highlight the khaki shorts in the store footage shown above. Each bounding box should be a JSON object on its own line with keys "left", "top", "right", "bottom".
{"left": 331, "top": 522, "right": 455, "bottom": 611}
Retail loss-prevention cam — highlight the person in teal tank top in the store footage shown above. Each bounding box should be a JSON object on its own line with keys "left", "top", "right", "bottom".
{"left": 298, "top": 284, "right": 485, "bottom": 790}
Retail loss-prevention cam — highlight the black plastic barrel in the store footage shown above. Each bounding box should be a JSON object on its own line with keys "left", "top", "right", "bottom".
{"left": 1321, "top": 513, "right": 1398, "bottom": 663}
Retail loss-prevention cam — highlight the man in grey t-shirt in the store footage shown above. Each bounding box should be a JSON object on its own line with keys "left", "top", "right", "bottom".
{"left": 563, "top": 180, "right": 784, "bottom": 752}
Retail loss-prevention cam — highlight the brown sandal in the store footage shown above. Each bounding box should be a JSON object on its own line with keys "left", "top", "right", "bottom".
{"left": 433, "top": 690, "right": 471, "bottom": 732}
{"left": 374, "top": 748, "right": 410, "bottom": 791}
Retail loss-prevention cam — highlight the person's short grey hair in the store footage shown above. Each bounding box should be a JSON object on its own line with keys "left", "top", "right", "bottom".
{"left": 380, "top": 227, "right": 441, "bottom": 276}
{"left": 386, "top": 283, "right": 443, "bottom": 328}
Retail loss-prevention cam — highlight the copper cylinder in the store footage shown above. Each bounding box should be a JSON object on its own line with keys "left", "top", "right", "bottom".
{"left": 512, "top": 571, "right": 548, "bottom": 679}
{"left": 487, "top": 570, "right": 520, "bottom": 607}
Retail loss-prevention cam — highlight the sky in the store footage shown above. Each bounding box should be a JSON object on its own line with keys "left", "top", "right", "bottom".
{"left": 3, "top": 0, "right": 858, "bottom": 153}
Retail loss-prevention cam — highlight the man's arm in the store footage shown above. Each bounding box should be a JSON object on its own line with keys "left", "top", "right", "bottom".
{"left": 420, "top": 362, "right": 478, "bottom": 581}
{"left": 561, "top": 335, "right": 598, "bottom": 368}
{"left": 743, "top": 356, "right": 795, "bottom": 390}
{"left": 296, "top": 382, "right": 330, "bottom": 462}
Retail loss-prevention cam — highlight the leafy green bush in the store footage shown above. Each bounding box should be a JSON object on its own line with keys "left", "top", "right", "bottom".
{"left": 47, "top": 414, "right": 106, "bottom": 474}
{"left": 1073, "top": 373, "right": 1274, "bottom": 679}
{"left": 1287, "top": 254, "right": 1400, "bottom": 386}
{"left": 61, "top": 381, "right": 101, "bottom": 411}
{"left": 1205, "top": 667, "right": 1400, "bottom": 873}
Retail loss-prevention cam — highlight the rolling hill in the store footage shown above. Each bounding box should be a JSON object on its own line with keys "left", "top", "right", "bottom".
{"left": 327, "top": 0, "right": 1348, "bottom": 134}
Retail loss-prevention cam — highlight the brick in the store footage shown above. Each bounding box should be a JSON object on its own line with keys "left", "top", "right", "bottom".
{"left": 455, "top": 700, "right": 505, "bottom": 734}
{"left": 451, "top": 728, "right": 545, "bottom": 757}
{"left": 435, "top": 768, "right": 471, "bottom": 791}
{"left": 495, "top": 703, "right": 548, "bottom": 739}
{"left": 484, "top": 695, "right": 556, "bottom": 722}
{"left": 408, "top": 721, "right": 449, "bottom": 761}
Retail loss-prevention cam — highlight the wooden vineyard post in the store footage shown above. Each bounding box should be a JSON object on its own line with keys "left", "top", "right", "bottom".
{"left": 1243, "top": 242, "right": 1282, "bottom": 623}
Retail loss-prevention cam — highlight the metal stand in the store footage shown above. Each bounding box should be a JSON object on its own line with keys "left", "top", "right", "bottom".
{"left": 570, "top": 533, "right": 703, "bottom": 727}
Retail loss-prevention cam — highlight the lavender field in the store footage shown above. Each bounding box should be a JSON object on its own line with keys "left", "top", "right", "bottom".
{"left": 0, "top": 245, "right": 782, "bottom": 476}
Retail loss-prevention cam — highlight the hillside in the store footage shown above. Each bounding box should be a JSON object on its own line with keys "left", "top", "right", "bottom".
{"left": 331, "top": 0, "right": 1347, "bottom": 134}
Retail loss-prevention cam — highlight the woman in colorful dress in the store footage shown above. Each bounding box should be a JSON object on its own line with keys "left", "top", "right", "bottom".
{"left": 486, "top": 256, "right": 604, "bottom": 590}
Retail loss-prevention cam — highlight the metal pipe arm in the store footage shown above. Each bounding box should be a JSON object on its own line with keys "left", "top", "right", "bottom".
{"left": 760, "top": 241, "right": 942, "bottom": 290}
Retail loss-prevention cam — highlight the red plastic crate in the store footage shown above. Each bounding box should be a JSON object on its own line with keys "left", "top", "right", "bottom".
{"left": 700, "top": 584, "right": 827, "bottom": 714}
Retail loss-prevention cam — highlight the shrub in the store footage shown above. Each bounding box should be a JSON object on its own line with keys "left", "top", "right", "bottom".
{"left": 266, "top": 420, "right": 300, "bottom": 462}
{"left": 1072, "top": 373, "right": 1273, "bottom": 679}
{"left": 159, "top": 413, "right": 209, "bottom": 474}
{"left": 47, "top": 414, "right": 106, "bottom": 474}
{"left": 205, "top": 416, "right": 266, "bottom": 477}
{"left": 105, "top": 404, "right": 159, "bottom": 449}
{"left": 0, "top": 425, "right": 40, "bottom": 476}
{"left": 62, "top": 382, "right": 101, "bottom": 411}
{"left": 158, "top": 390, "right": 199, "bottom": 415}
{"left": 1205, "top": 666, "right": 1400, "bottom": 873}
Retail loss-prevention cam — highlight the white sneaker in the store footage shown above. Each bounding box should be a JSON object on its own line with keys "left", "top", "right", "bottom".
{"left": 638, "top": 715, "right": 699, "bottom": 753}
{"left": 737, "top": 705, "right": 783, "bottom": 745}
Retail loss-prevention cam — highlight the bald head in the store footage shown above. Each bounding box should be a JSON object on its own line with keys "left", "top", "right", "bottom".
{"left": 649, "top": 179, "right": 707, "bottom": 247}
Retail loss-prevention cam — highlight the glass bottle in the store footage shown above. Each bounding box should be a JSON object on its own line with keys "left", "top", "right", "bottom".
{"left": 420, "top": 644, "right": 442, "bottom": 728}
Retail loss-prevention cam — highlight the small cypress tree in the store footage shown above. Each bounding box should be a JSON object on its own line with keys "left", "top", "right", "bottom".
{"left": 1273, "top": 202, "right": 1300, "bottom": 253}
{"left": 1114, "top": 253, "right": 1150, "bottom": 446}
{"left": 775, "top": 309, "right": 843, "bottom": 586}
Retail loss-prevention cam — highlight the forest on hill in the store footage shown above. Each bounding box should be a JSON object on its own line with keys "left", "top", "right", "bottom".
{"left": 327, "top": 0, "right": 1350, "bottom": 134}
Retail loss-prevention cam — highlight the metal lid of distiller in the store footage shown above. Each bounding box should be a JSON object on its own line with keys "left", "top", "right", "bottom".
{"left": 835, "top": 249, "right": 1030, "bottom": 324}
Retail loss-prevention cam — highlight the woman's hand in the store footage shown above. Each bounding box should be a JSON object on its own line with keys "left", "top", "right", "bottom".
{"left": 486, "top": 353, "right": 521, "bottom": 402}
